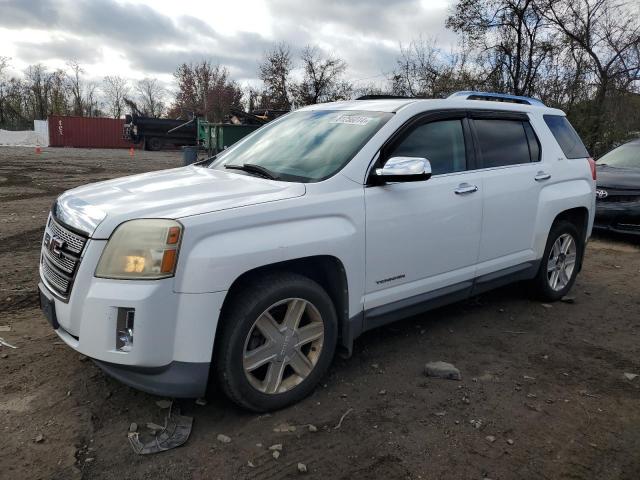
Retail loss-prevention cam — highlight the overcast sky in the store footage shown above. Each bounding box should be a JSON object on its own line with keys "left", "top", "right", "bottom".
{"left": 0, "top": 0, "right": 457, "bottom": 90}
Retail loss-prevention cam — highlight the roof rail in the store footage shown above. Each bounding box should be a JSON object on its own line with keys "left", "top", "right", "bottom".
{"left": 448, "top": 91, "right": 545, "bottom": 107}
{"left": 356, "top": 94, "right": 416, "bottom": 100}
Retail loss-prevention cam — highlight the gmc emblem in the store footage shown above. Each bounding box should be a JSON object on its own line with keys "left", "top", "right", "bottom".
{"left": 44, "top": 233, "right": 65, "bottom": 258}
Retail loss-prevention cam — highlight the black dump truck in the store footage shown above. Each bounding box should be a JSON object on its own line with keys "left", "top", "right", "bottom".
{"left": 123, "top": 114, "right": 197, "bottom": 151}
{"left": 123, "top": 109, "right": 289, "bottom": 152}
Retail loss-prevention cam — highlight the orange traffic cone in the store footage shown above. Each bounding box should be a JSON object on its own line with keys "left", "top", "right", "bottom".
{"left": 129, "top": 147, "right": 134, "bottom": 158}
{"left": 35, "top": 145, "right": 42, "bottom": 154}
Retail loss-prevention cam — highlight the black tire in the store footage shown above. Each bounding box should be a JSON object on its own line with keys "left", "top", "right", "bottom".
{"left": 214, "top": 272, "right": 338, "bottom": 412}
{"left": 532, "top": 220, "right": 583, "bottom": 301}
{"left": 146, "top": 137, "right": 163, "bottom": 151}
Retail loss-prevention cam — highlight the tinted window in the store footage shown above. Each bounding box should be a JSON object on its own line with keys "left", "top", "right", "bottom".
{"left": 388, "top": 119, "right": 466, "bottom": 175}
{"left": 543, "top": 115, "right": 589, "bottom": 159}
{"left": 474, "top": 119, "right": 531, "bottom": 168}
{"left": 524, "top": 122, "right": 541, "bottom": 162}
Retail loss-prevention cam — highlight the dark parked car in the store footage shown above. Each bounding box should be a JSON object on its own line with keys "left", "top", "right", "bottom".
{"left": 594, "top": 138, "right": 640, "bottom": 235}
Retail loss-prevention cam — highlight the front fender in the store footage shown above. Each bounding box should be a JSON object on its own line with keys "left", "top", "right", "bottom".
{"left": 173, "top": 185, "right": 366, "bottom": 319}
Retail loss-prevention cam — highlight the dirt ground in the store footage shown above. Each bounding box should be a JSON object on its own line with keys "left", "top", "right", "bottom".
{"left": 1, "top": 146, "right": 639, "bottom": 480}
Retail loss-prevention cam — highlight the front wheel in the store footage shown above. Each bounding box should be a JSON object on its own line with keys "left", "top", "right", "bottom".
{"left": 533, "top": 220, "right": 583, "bottom": 301}
{"left": 215, "top": 273, "right": 337, "bottom": 412}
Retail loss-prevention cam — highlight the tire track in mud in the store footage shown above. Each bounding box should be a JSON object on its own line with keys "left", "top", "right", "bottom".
{"left": 1, "top": 291, "right": 38, "bottom": 313}
{"left": 0, "top": 227, "right": 44, "bottom": 253}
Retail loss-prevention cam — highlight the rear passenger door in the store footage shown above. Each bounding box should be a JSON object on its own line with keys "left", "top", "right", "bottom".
{"left": 470, "top": 112, "right": 546, "bottom": 275}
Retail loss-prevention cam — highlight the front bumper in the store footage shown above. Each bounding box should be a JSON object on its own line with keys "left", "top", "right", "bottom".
{"left": 594, "top": 201, "right": 640, "bottom": 235}
{"left": 92, "top": 359, "right": 210, "bottom": 398}
{"left": 38, "top": 239, "right": 227, "bottom": 397}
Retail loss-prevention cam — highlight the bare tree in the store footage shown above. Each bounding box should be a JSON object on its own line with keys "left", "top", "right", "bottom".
{"left": 83, "top": 81, "right": 101, "bottom": 117}
{"left": 136, "top": 78, "right": 165, "bottom": 118}
{"left": 67, "top": 60, "right": 84, "bottom": 116}
{"left": 292, "top": 46, "right": 351, "bottom": 105}
{"left": 102, "top": 75, "right": 130, "bottom": 118}
{"left": 543, "top": 0, "right": 640, "bottom": 150}
{"left": 391, "top": 37, "right": 478, "bottom": 97}
{"left": 258, "top": 42, "right": 293, "bottom": 110}
{"left": 447, "top": 0, "right": 553, "bottom": 96}
{"left": 170, "top": 60, "right": 243, "bottom": 121}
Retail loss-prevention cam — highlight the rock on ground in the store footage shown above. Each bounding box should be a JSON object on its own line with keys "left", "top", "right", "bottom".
{"left": 424, "top": 361, "right": 462, "bottom": 381}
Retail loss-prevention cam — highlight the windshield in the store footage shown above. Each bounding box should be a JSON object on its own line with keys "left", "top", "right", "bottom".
{"left": 210, "top": 109, "right": 392, "bottom": 182}
{"left": 597, "top": 142, "right": 640, "bottom": 168}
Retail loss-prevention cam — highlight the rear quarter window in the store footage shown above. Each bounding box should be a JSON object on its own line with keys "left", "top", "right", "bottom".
{"left": 543, "top": 115, "right": 589, "bottom": 159}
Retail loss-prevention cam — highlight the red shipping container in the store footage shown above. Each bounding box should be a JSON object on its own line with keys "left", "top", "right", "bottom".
{"left": 48, "top": 116, "right": 130, "bottom": 149}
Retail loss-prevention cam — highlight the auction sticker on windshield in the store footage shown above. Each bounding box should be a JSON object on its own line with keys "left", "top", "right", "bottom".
{"left": 330, "top": 114, "right": 372, "bottom": 126}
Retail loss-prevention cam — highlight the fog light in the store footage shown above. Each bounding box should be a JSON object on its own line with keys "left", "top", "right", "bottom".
{"left": 116, "top": 308, "right": 135, "bottom": 352}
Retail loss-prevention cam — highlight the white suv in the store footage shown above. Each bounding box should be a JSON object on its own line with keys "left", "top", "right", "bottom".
{"left": 38, "top": 92, "right": 596, "bottom": 411}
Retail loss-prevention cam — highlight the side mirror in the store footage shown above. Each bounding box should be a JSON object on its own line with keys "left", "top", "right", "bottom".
{"left": 373, "top": 156, "right": 432, "bottom": 183}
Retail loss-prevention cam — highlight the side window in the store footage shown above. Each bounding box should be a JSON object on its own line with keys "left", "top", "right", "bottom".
{"left": 387, "top": 119, "right": 467, "bottom": 175}
{"left": 543, "top": 115, "right": 589, "bottom": 159}
{"left": 473, "top": 119, "right": 532, "bottom": 168}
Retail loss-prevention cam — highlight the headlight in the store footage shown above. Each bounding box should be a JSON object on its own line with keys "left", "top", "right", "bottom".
{"left": 95, "top": 219, "right": 182, "bottom": 279}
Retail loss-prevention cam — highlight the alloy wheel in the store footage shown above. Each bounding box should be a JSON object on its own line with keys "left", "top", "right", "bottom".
{"left": 243, "top": 298, "right": 325, "bottom": 394}
{"left": 546, "top": 233, "right": 577, "bottom": 291}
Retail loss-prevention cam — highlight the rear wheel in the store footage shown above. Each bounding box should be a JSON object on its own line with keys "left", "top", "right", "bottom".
{"left": 533, "top": 220, "right": 583, "bottom": 301}
{"left": 145, "top": 137, "right": 163, "bottom": 151}
{"left": 215, "top": 273, "right": 337, "bottom": 412}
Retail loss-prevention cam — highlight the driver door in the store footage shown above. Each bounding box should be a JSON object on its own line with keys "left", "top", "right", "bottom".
{"left": 363, "top": 112, "right": 483, "bottom": 320}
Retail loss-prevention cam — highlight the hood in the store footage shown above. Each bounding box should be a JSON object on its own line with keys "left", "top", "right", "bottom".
{"left": 55, "top": 166, "right": 306, "bottom": 238}
{"left": 596, "top": 164, "right": 640, "bottom": 190}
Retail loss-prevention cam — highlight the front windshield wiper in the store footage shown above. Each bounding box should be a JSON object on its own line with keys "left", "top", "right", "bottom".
{"left": 225, "top": 163, "right": 279, "bottom": 180}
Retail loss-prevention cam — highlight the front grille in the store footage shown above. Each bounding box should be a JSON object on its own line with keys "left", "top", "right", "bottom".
{"left": 599, "top": 194, "right": 640, "bottom": 203}
{"left": 40, "top": 215, "right": 88, "bottom": 298}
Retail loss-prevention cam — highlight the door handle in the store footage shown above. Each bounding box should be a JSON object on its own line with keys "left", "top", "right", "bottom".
{"left": 454, "top": 183, "right": 478, "bottom": 195}
{"left": 535, "top": 171, "right": 551, "bottom": 182}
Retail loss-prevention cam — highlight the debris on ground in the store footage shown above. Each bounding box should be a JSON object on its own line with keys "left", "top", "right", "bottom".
{"left": 623, "top": 373, "right": 638, "bottom": 381}
{"left": 195, "top": 398, "right": 207, "bottom": 406}
{"left": 269, "top": 444, "right": 283, "bottom": 451}
{"left": 217, "top": 434, "right": 231, "bottom": 444}
{"left": 0, "top": 337, "right": 17, "bottom": 349}
{"left": 272, "top": 450, "right": 281, "bottom": 459}
{"left": 485, "top": 435, "right": 496, "bottom": 443}
{"left": 34, "top": 434, "right": 44, "bottom": 443}
{"left": 424, "top": 361, "right": 462, "bottom": 381}
{"left": 0, "top": 325, "right": 11, "bottom": 332}
{"left": 146, "top": 422, "right": 164, "bottom": 432}
{"left": 470, "top": 419, "right": 482, "bottom": 429}
{"left": 541, "top": 303, "right": 553, "bottom": 309}
{"left": 334, "top": 408, "right": 354, "bottom": 429}
{"left": 128, "top": 405, "right": 193, "bottom": 455}
{"left": 155, "top": 399, "right": 172, "bottom": 409}
{"left": 129, "top": 423, "right": 138, "bottom": 433}
{"left": 560, "top": 296, "right": 576, "bottom": 304}
{"left": 307, "top": 424, "right": 317, "bottom": 432}
{"left": 247, "top": 460, "right": 255, "bottom": 468}
{"left": 273, "top": 423, "right": 296, "bottom": 433}
{"left": 1, "top": 353, "right": 8, "bottom": 358}
{"left": 297, "top": 462, "right": 308, "bottom": 473}
{"left": 506, "top": 439, "right": 515, "bottom": 445}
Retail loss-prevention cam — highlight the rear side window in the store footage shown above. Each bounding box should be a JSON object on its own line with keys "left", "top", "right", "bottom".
{"left": 473, "top": 119, "right": 535, "bottom": 168}
{"left": 388, "top": 119, "right": 467, "bottom": 175}
{"left": 543, "top": 115, "right": 589, "bottom": 159}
